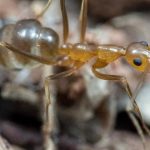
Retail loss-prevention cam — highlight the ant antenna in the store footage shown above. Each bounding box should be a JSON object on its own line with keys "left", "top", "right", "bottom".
{"left": 60, "top": 0, "right": 69, "bottom": 43}
{"left": 36, "top": 0, "right": 52, "bottom": 19}
{"left": 133, "top": 65, "right": 148, "bottom": 106}
{"left": 134, "top": 71, "right": 146, "bottom": 100}
{"left": 132, "top": 67, "right": 150, "bottom": 135}
{"left": 79, "top": 0, "right": 87, "bottom": 43}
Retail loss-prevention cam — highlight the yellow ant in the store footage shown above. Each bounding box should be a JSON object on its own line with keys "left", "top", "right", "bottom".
{"left": 0, "top": 0, "right": 150, "bottom": 149}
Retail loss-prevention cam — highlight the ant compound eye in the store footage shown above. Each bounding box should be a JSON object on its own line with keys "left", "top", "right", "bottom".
{"left": 125, "top": 42, "right": 149, "bottom": 72}
{"left": 133, "top": 58, "right": 142, "bottom": 66}
{"left": 140, "top": 41, "right": 148, "bottom": 47}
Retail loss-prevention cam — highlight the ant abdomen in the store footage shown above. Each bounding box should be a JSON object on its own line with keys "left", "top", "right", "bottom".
{"left": 0, "top": 19, "right": 59, "bottom": 69}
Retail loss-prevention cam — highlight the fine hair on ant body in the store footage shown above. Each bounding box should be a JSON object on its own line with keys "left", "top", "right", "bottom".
{"left": 0, "top": 0, "right": 150, "bottom": 149}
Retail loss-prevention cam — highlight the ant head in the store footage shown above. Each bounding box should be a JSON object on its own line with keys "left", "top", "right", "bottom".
{"left": 125, "top": 41, "right": 150, "bottom": 72}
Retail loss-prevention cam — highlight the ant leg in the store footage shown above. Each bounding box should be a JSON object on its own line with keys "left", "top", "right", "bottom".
{"left": 36, "top": 0, "right": 52, "bottom": 19}
{"left": 0, "top": 42, "right": 77, "bottom": 68}
{"left": 92, "top": 64, "right": 150, "bottom": 134}
{"left": 127, "top": 112, "right": 146, "bottom": 150}
{"left": 80, "top": 0, "right": 88, "bottom": 43}
{"left": 0, "top": 42, "right": 57, "bottom": 65}
{"left": 60, "top": 0, "right": 69, "bottom": 43}
{"left": 92, "top": 65, "right": 147, "bottom": 149}
{"left": 43, "top": 63, "right": 83, "bottom": 149}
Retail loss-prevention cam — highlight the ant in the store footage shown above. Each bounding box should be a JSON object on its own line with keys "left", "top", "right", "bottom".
{"left": 0, "top": 0, "right": 150, "bottom": 149}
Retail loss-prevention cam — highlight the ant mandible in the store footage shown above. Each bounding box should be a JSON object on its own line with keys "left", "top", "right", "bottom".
{"left": 0, "top": 0, "right": 149, "bottom": 149}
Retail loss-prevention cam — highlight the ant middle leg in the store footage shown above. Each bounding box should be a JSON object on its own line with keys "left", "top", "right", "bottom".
{"left": 43, "top": 63, "right": 83, "bottom": 149}
{"left": 92, "top": 64, "right": 148, "bottom": 149}
{"left": 79, "top": 0, "right": 88, "bottom": 43}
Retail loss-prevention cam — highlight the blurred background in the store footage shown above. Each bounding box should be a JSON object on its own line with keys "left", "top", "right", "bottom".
{"left": 0, "top": 0, "right": 150, "bottom": 150}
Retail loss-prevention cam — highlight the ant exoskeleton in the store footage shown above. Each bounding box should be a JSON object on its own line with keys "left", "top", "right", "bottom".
{"left": 0, "top": 0, "right": 150, "bottom": 149}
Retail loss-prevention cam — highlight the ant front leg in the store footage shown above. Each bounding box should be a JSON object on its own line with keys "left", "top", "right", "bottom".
{"left": 92, "top": 63, "right": 147, "bottom": 149}
{"left": 43, "top": 63, "right": 83, "bottom": 149}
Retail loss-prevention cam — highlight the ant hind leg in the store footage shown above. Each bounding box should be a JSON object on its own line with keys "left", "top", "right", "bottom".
{"left": 0, "top": 42, "right": 56, "bottom": 65}
{"left": 36, "top": 0, "right": 52, "bottom": 19}
{"left": 60, "top": 0, "right": 69, "bottom": 43}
